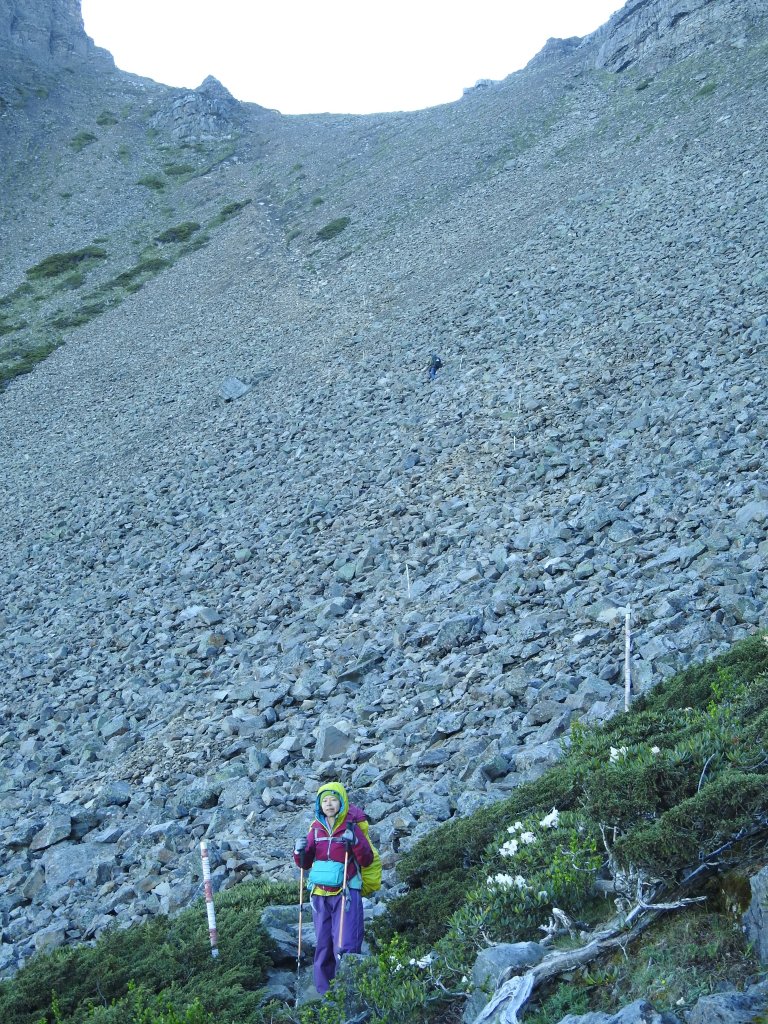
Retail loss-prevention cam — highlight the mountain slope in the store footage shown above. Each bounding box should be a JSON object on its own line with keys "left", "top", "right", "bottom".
{"left": 0, "top": 0, "right": 767, "bottom": 976}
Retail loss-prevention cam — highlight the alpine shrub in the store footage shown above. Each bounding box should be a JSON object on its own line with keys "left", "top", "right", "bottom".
{"left": 155, "top": 223, "right": 201, "bottom": 244}
{"left": 316, "top": 217, "right": 350, "bottom": 241}
{"left": 26, "top": 248, "right": 107, "bottom": 281}
{"left": 447, "top": 809, "right": 601, "bottom": 955}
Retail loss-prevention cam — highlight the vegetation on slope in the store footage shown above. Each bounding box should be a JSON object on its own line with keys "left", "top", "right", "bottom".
{"left": 0, "top": 881, "right": 296, "bottom": 1024}
{"left": 0, "top": 635, "right": 765, "bottom": 1023}
{"left": 0, "top": 199, "right": 252, "bottom": 389}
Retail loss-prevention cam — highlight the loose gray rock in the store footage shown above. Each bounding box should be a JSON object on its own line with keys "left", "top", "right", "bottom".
{"left": 743, "top": 865, "right": 768, "bottom": 963}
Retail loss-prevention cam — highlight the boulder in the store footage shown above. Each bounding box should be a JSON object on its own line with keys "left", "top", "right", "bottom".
{"left": 464, "top": 942, "right": 544, "bottom": 1022}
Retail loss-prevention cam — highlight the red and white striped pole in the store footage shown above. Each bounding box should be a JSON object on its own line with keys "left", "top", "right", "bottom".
{"left": 200, "top": 840, "right": 219, "bottom": 958}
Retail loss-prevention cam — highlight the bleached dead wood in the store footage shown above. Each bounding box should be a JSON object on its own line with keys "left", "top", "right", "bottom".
{"left": 471, "top": 895, "right": 705, "bottom": 1024}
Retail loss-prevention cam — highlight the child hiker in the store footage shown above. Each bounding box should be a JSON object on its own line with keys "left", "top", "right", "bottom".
{"left": 294, "top": 781, "right": 374, "bottom": 994}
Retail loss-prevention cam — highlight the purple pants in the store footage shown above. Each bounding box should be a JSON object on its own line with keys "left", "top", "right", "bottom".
{"left": 311, "top": 889, "right": 365, "bottom": 994}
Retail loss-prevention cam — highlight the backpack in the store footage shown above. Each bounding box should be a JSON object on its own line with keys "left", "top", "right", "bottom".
{"left": 354, "top": 817, "right": 382, "bottom": 897}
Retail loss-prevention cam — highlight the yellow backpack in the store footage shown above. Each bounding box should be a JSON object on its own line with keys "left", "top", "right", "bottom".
{"left": 356, "top": 818, "right": 383, "bottom": 897}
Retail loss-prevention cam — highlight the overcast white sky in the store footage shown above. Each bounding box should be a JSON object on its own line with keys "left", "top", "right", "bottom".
{"left": 81, "top": 1, "right": 623, "bottom": 116}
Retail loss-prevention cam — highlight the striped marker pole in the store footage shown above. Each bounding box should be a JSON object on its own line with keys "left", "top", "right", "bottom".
{"left": 624, "top": 606, "right": 632, "bottom": 712}
{"left": 200, "top": 840, "right": 219, "bottom": 958}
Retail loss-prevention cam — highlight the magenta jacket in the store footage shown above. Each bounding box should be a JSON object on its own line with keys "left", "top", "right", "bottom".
{"left": 294, "top": 783, "right": 373, "bottom": 893}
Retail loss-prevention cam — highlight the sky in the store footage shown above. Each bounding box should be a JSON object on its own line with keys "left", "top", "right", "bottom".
{"left": 80, "top": 1, "right": 623, "bottom": 116}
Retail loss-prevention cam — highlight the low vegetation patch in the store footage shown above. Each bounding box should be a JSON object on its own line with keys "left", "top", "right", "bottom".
{"left": 49, "top": 300, "right": 110, "bottom": 329}
{"left": 70, "top": 131, "right": 97, "bottom": 152}
{"left": 316, "top": 216, "right": 351, "bottom": 241}
{"left": 96, "top": 110, "right": 119, "bottom": 126}
{"left": 155, "top": 222, "right": 201, "bottom": 244}
{"left": 164, "top": 162, "right": 197, "bottom": 177}
{"left": 26, "top": 247, "right": 107, "bottom": 282}
{"left": 0, "top": 337, "right": 60, "bottom": 389}
{"left": 0, "top": 880, "right": 297, "bottom": 1024}
{"left": 207, "top": 199, "right": 253, "bottom": 228}
{"left": 138, "top": 173, "right": 166, "bottom": 191}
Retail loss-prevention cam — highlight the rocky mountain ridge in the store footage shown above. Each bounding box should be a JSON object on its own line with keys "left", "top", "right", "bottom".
{"left": 0, "top": 0, "right": 767, "bottom": 988}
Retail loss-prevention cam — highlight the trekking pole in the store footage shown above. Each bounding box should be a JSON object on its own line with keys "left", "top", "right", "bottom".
{"left": 337, "top": 843, "right": 351, "bottom": 956}
{"left": 295, "top": 862, "right": 305, "bottom": 1006}
{"left": 200, "top": 840, "right": 219, "bottom": 959}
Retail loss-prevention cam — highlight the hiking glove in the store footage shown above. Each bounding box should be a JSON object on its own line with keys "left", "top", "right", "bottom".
{"left": 342, "top": 827, "right": 355, "bottom": 847}
{"left": 294, "top": 837, "right": 307, "bottom": 855}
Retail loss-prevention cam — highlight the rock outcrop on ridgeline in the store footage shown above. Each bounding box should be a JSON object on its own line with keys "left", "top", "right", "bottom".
{"left": 593, "top": 0, "right": 764, "bottom": 71}
{"left": 150, "top": 76, "right": 248, "bottom": 142}
{"left": 0, "top": 0, "right": 111, "bottom": 66}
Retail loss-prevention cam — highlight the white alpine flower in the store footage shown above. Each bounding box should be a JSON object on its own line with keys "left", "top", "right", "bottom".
{"left": 520, "top": 831, "right": 537, "bottom": 845}
{"left": 489, "top": 873, "right": 516, "bottom": 889}
{"left": 540, "top": 808, "right": 560, "bottom": 829}
{"left": 609, "top": 746, "right": 628, "bottom": 762}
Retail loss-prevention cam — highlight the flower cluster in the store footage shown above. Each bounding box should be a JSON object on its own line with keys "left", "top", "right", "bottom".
{"left": 610, "top": 744, "right": 661, "bottom": 762}
{"left": 487, "top": 872, "right": 528, "bottom": 891}
{"left": 500, "top": 810, "right": 559, "bottom": 859}
{"left": 539, "top": 808, "right": 560, "bottom": 829}
{"left": 408, "top": 953, "right": 435, "bottom": 969}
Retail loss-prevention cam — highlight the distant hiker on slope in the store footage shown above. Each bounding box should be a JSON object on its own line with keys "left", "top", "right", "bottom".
{"left": 428, "top": 352, "right": 443, "bottom": 380}
{"left": 294, "top": 781, "right": 375, "bottom": 994}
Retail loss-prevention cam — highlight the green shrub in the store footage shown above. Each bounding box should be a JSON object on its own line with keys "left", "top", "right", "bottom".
{"left": 311, "top": 197, "right": 324, "bottom": 207}
{"left": 155, "top": 222, "right": 201, "bottom": 244}
{"left": 0, "top": 338, "right": 60, "bottom": 388}
{"left": 447, "top": 810, "right": 601, "bottom": 957}
{"left": 0, "top": 879, "right": 296, "bottom": 1024}
{"left": 525, "top": 984, "right": 590, "bottom": 1024}
{"left": 70, "top": 131, "right": 97, "bottom": 152}
{"left": 316, "top": 217, "right": 350, "bottom": 241}
{"left": 49, "top": 301, "right": 107, "bottom": 329}
{"left": 612, "top": 770, "right": 768, "bottom": 877}
{"left": 137, "top": 174, "right": 166, "bottom": 191}
{"left": 0, "top": 315, "right": 27, "bottom": 336}
{"left": 96, "top": 110, "right": 119, "bottom": 126}
{"left": 112, "top": 257, "right": 172, "bottom": 288}
{"left": 54, "top": 271, "right": 85, "bottom": 292}
{"left": 178, "top": 234, "right": 210, "bottom": 255}
{"left": 207, "top": 200, "right": 252, "bottom": 228}
{"left": 697, "top": 81, "right": 717, "bottom": 96}
{"left": 300, "top": 935, "right": 464, "bottom": 1024}
{"left": 26, "top": 247, "right": 107, "bottom": 281}
{"left": 0, "top": 283, "right": 33, "bottom": 306}
{"left": 164, "top": 163, "right": 196, "bottom": 177}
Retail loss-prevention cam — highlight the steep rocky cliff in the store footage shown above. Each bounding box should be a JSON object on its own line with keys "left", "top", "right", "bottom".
{"left": 593, "top": 0, "right": 766, "bottom": 69}
{"left": 0, "top": 0, "right": 111, "bottom": 65}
